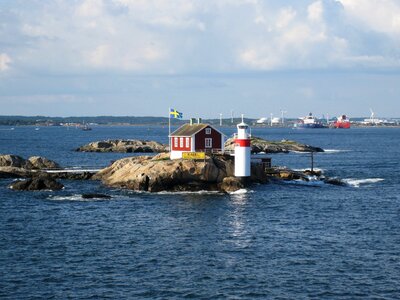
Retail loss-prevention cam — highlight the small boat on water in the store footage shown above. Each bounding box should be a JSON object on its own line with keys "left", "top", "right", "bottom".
{"left": 333, "top": 115, "right": 351, "bottom": 129}
{"left": 81, "top": 124, "right": 92, "bottom": 131}
{"left": 294, "top": 113, "right": 327, "bottom": 129}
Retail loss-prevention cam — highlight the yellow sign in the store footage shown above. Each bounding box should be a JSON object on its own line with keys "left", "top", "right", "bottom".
{"left": 182, "top": 152, "right": 205, "bottom": 160}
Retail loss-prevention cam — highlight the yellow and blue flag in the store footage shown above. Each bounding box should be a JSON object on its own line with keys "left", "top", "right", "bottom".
{"left": 170, "top": 108, "right": 183, "bottom": 119}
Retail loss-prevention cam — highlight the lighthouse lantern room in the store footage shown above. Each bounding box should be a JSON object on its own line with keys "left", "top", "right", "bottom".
{"left": 234, "top": 116, "right": 251, "bottom": 177}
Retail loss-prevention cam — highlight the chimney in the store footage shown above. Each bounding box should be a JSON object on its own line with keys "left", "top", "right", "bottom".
{"left": 197, "top": 118, "right": 202, "bottom": 124}
{"left": 190, "top": 118, "right": 196, "bottom": 125}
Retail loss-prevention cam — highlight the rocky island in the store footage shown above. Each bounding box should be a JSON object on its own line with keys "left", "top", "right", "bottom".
{"left": 76, "top": 139, "right": 168, "bottom": 153}
{"left": 225, "top": 136, "right": 324, "bottom": 153}
{"left": 76, "top": 137, "right": 323, "bottom": 154}
{"left": 93, "top": 153, "right": 263, "bottom": 193}
{"left": 2, "top": 134, "right": 338, "bottom": 193}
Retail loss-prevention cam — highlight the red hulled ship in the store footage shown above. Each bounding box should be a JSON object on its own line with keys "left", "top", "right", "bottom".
{"left": 333, "top": 115, "right": 351, "bottom": 129}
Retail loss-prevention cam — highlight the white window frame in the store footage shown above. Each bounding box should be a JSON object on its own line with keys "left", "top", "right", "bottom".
{"left": 174, "top": 137, "right": 178, "bottom": 148}
{"left": 205, "top": 138, "right": 212, "bottom": 148}
{"left": 186, "top": 137, "right": 190, "bottom": 148}
{"left": 205, "top": 128, "right": 211, "bottom": 135}
{"left": 180, "top": 137, "right": 184, "bottom": 148}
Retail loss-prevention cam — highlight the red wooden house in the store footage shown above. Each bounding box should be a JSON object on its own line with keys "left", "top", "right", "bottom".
{"left": 170, "top": 122, "right": 225, "bottom": 159}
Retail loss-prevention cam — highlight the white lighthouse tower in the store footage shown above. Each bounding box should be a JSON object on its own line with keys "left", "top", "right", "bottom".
{"left": 234, "top": 115, "right": 251, "bottom": 177}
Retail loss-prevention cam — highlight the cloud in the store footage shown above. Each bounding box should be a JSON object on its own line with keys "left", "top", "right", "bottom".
{"left": 0, "top": 53, "right": 12, "bottom": 71}
{"left": 339, "top": 0, "right": 400, "bottom": 35}
{"left": 307, "top": 1, "right": 323, "bottom": 22}
{"left": 1, "top": 0, "right": 400, "bottom": 75}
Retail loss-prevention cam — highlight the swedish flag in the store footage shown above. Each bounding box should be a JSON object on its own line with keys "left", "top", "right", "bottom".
{"left": 170, "top": 108, "right": 183, "bottom": 119}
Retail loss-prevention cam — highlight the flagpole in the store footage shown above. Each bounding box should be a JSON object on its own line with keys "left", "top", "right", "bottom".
{"left": 168, "top": 107, "right": 171, "bottom": 153}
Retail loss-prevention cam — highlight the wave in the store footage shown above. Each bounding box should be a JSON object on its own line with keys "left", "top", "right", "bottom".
{"left": 323, "top": 149, "right": 350, "bottom": 153}
{"left": 343, "top": 178, "right": 384, "bottom": 188}
{"left": 47, "top": 194, "right": 114, "bottom": 201}
{"left": 229, "top": 188, "right": 253, "bottom": 195}
{"left": 293, "top": 168, "right": 325, "bottom": 173}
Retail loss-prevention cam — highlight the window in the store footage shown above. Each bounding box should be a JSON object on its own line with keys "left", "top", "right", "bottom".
{"left": 186, "top": 137, "right": 190, "bottom": 148}
{"left": 180, "top": 137, "right": 184, "bottom": 148}
{"left": 205, "top": 138, "right": 212, "bottom": 148}
{"left": 174, "top": 137, "right": 178, "bottom": 148}
{"left": 205, "top": 128, "right": 211, "bottom": 134}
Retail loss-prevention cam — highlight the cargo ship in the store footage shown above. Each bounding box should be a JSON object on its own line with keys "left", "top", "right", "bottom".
{"left": 333, "top": 115, "right": 351, "bottom": 129}
{"left": 294, "top": 113, "right": 327, "bottom": 129}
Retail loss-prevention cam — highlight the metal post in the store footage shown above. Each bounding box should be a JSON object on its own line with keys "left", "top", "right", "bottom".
{"left": 311, "top": 152, "right": 314, "bottom": 172}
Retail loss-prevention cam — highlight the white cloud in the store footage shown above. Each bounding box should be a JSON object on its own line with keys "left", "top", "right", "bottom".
{"left": 0, "top": 53, "right": 12, "bottom": 71}
{"left": 339, "top": 0, "right": 400, "bottom": 35}
{"left": 276, "top": 7, "right": 297, "bottom": 29}
{"left": 76, "top": 0, "right": 105, "bottom": 18}
{"left": 307, "top": 1, "right": 323, "bottom": 22}
{"left": 2, "top": 0, "right": 400, "bottom": 75}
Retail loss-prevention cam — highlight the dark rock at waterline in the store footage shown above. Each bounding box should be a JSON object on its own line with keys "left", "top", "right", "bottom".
{"left": 219, "top": 177, "right": 245, "bottom": 193}
{"left": 0, "top": 167, "right": 33, "bottom": 178}
{"left": 324, "top": 178, "right": 346, "bottom": 186}
{"left": 225, "top": 136, "right": 324, "bottom": 153}
{"left": 46, "top": 172, "right": 95, "bottom": 180}
{"left": 81, "top": 193, "right": 112, "bottom": 199}
{"left": 9, "top": 176, "right": 64, "bottom": 191}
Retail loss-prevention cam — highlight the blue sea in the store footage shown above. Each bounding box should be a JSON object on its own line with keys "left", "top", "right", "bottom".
{"left": 1, "top": 125, "right": 399, "bottom": 299}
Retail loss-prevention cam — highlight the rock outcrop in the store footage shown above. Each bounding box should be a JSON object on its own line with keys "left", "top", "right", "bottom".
{"left": 95, "top": 153, "right": 258, "bottom": 193}
{"left": 0, "top": 154, "right": 60, "bottom": 170}
{"left": 0, "top": 154, "right": 27, "bottom": 168}
{"left": 76, "top": 140, "right": 168, "bottom": 153}
{"left": 267, "top": 168, "right": 346, "bottom": 186}
{"left": 27, "top": 156, "right": 60, "bottom": 170}
{"left": 0, "top": 154, "right": 61, "bottom": 179}
{"left": 225, "top": 136, "right": 324, "bottom": 153}
{"left": 9, "top": 175, "right": 64, "bottom": 191}
{"left": 0, "top": 167, "right": 33, "bottom": 178}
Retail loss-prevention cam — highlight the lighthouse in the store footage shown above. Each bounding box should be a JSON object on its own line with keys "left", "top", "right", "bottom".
{"left": 234, "top": 116, "right": 251, "bottom": 177}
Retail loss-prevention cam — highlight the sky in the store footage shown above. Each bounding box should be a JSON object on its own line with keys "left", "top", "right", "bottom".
{"left": 0, "top": 0, "right": 400, "bottom": 119}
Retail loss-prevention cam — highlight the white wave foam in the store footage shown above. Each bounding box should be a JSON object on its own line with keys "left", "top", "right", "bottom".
{"left": 323, "top": 149, "right": 350, "bottom": 153}
{"left": 47, "top": 194, "right": 113, "bottom": 201}
{"left": 48, "top": 194, "right": 85, "bottom": 201}
{"left": 229, "top": 188, "right": 252, "bottom": 195}
{"left": 293, "top": 168, "right": 325, "bottom": 173}
{"left": 343, "top": 178, "right": 384, "bottom": 188}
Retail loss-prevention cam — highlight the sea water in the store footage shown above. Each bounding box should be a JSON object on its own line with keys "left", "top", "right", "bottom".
{"left": 1, "top": 126, "right": 399, "bottom": 299}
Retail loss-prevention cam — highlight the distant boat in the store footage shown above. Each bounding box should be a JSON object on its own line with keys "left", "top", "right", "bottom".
{"left": 35, "top": 127, "right": 40, "bottom": 131}
{"left": 333, "top": 115, "right": 351, "bottom": 129}
{"left": 294, "top": 113, "right": 327, "bottom": 129}
{"left": 81, "top": 124, "right": 92, "bottom": 131}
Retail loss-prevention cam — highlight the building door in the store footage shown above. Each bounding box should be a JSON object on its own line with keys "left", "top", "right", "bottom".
{"left": 205, "top": 138, "right": 212, "bottom": 148}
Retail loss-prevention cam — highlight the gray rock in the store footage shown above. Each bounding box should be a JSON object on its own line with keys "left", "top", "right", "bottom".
{"left": 219, "top": 177, "right": 245, "bottom": 193}
{"left": 224, "top": 136, "right": 324, "bottom": 153}
{"left": 0, "top": 154, "right": 27, "bottom": 168}
{"left": 26, "top": 156, "right": 60, "bottom": 170}
{"left": 9, "top": 176, "right": 64, "bottom": 191}
{"left": 76, "top": 140, "right": 168, "bottom": 153}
